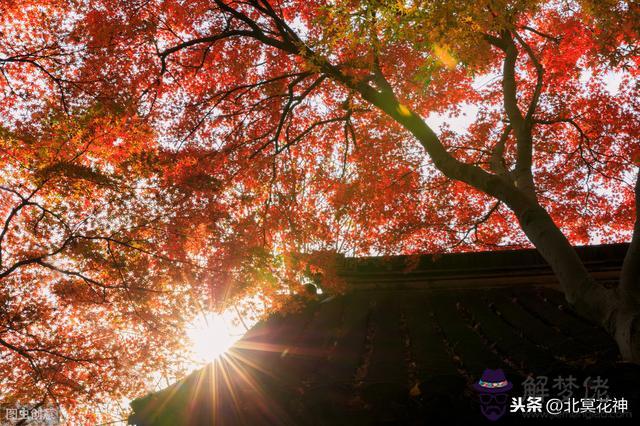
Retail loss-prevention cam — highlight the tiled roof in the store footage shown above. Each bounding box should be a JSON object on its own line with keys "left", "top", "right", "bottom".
{"left": 129, "top": 244, "right": 640, "bottom": 425}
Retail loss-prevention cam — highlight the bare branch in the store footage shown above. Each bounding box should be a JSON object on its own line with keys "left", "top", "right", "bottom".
{"left": 0, "top": 56, "right": 70, "bottom": 114}
{"left": 520, "top": 26, "right": 561, "bottom": 43}
{"left": 158, "top": 30, "right": 256, "bottom": 74}
{"left": 513, "top": 32, "right": 544, "bottom": 122}
{"left": 449, "top": 201, "right": 501, "bottom": 249}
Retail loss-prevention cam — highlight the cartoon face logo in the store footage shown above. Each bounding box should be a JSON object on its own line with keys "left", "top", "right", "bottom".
{"left": 473, "top": 369, "right": 512, "bottom": 421}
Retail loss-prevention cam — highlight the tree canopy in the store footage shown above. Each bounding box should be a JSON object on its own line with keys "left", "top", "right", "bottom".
{"left": 0, "top": 0, "right": 638, "bottom": 421}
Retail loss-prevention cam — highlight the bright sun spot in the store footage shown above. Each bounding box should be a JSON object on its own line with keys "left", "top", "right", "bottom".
{"left": 186, "top": 312, "right": 245, "bottom": 365}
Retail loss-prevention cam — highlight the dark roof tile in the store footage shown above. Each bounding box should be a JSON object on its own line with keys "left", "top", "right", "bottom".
{"left": 129, "top": 244, "right": 639, "bottom": 425}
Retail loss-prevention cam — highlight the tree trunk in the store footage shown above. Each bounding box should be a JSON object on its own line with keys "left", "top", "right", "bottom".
{"left": 612, "top": 298, "right": 640, "bottom": 361}
{"left": 507, "top": 196, "right": 640, "bottom": 362}
{"left": 616, "top": 168, "right": 640, "bottom": 360}
{"left": 621, "top": 169, "right": 640, "bottom": 303}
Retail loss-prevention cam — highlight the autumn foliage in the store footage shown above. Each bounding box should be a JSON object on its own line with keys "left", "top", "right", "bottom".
{"left": 0, "top": 0, "right": 638, "bottom": 422}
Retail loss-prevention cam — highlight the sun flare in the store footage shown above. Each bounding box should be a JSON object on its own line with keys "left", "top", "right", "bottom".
{"left": 187, "top": 313, "right": 243, "bottom": 364}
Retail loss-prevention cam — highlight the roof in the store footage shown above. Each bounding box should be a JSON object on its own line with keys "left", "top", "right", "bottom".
{"left": 128, "top": 244, "right": 640, "bottom": 425}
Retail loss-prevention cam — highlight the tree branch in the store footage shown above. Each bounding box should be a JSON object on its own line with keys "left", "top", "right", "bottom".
{"left": 491, "top": 125, "right": 512, "bottom": 177}
{"left": 488, "top": 32, "right": 535, "bottom": 195}
{"left": 519, "top": 26, "right": 561, "bottom": 43}
{"left": 513, "top": 32, "right": 544, "bottom": 122}
{"left": 158, "top": 30, "right": 256, "bottom": 74}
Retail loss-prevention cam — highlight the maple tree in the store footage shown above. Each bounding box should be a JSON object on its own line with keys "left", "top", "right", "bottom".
{"left": 0, "top": 0, "right": 638, "bottom": 420}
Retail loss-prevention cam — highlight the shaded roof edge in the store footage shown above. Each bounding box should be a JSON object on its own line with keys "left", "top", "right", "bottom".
{"left": 338, "top": 242, "right": 628, "bottom": 277}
